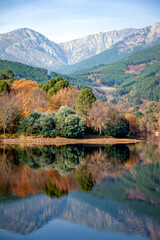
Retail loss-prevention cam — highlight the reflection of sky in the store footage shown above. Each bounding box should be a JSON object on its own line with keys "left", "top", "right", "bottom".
{"left": 0, "top": 220, "right": 149, "bottom": 240}
{"left": 0, "top": 0, "right": 160, "bottom": 42}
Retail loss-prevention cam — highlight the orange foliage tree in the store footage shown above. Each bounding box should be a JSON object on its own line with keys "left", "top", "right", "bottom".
{"left": 11, "top": 79, "right": 38, "bottom": 117}
{"left": 158, "top": 117, "right": 160, "bottom": 127}
{"left": 49, "top": 87, "right": 80, "bottom": 112}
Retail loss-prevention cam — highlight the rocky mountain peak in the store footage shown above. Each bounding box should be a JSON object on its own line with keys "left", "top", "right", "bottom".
{"left": 0, "top": 23, "right": 160, "bottom": 71}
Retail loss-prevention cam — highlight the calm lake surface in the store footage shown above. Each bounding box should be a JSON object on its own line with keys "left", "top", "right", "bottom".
{"left": 0, "top": 137, "right": 160, "bottom": 240}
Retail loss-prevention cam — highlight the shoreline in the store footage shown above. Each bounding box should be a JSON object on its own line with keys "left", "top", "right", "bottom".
{"left": 0, "top": 137, "right": 145, "bottom": 146}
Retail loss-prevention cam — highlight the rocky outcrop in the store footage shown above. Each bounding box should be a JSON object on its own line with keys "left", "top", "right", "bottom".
{"left": 0, "top": 28, "right": 67, "bottom": 70}
{"left": 60, "top": 22, "right": 160, "bottom": 65}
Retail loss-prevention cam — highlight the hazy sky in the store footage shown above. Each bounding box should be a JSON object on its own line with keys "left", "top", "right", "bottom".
{"left": 0, "top": 0, "right": 160, "bottom": 43}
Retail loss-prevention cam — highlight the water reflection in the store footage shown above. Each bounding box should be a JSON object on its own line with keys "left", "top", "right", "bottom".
{"left": 0, "top": 139, "right": 160, "bottom": 240}
{"left": 0, "top": 144, "right": 130, "bottom": 198}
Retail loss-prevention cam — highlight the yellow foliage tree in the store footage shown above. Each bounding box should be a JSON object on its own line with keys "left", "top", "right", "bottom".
{"left": 125, "top": 113, "right": 140, "bottom": 135}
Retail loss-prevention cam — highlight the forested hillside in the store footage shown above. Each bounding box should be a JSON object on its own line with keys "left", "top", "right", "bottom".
{"left": 0, "top": 59, "right": 76, "bottom": 84}
{"left": 70, "top": 44, "right": 160, "bottom": 102}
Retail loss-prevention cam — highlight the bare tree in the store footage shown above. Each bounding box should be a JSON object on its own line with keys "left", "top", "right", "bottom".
{"left": 87, "top": 100, "right": 115, "bottom": 134}
{"left": 0, "top": 146, "right": 14, "bottom": 174}
{"left": 0, "top": 95, "right": 17, "bottom": 136}
{"left": 31, "top": 87, "right": 48, "bottom": 112}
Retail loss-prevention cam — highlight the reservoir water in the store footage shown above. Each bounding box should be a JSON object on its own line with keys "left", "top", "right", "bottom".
{"left": 0, "top": 137, "right": 160, "bottom": 240}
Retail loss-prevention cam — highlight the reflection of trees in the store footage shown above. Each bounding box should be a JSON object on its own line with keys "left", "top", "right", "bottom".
{"left": 85, "top": 148, "right": 127, "bottom": 184}
{"left": 0, "top": 145, "right": 80, "bottom": 197}
{"left": 43, "top": 179, "right": 68, "bottom": 198}
{"left": 0, "top": 146, "right": 19, "bottom": 173}
{"left": 17, "top": 146, "right": 56, "bottom": 169}
{"left": 123, "top": 162, "right": 160, "bottom": 203}
{"left": 75, "top": 164, "right": 94, "bottom": 192}
{"left": 91, "top": 161, "right": 160, "bottom": 220}
{"left": 103, "top": 144, "right": 130, "bottom": 166}
{"left": 17, "top": 145, "right": 85, "bottom": 175}
{"left": 0, "top": 145, "right": 85, "bottom": 198}
{"left": 54, "top": 145, "right": 85, "bottom": 175}
{"left": 135, "top": 137, "right": 160, "bottom": 164}
{"left": 125, "top": 145, "right": 140, "bottom": 168}
{"left": 0, "top": 147, "right": 19, "bottom": 197}
{"left": 0, "top": 146, "right": 20, "bottom": 173}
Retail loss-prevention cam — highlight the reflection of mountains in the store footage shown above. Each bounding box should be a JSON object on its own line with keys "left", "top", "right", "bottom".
{"left": 0, "top": 192, "right": 160, "bottom": 240}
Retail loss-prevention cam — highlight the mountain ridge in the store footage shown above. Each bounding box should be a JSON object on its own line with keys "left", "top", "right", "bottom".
{"left": 0, "top": 22, "right": 160, "bottom": 71}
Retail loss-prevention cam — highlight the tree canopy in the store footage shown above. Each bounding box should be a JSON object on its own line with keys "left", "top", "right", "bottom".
{"left": 75, "top": 86, "right": 96, "bottom": 117}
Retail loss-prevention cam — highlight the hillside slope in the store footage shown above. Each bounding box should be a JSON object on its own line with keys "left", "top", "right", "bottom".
{"left": 0, "top": 59, "right": 75, "bottom": 84}
{"left": 70, "top": 44, "right": 160, "bottom": 102}
{"left": 58, "top": 42, "right": 143, "bottom": 74}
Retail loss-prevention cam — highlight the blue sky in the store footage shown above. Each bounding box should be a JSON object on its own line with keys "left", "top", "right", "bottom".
{"left": 0, "top": 0, "right": 160, "bottom": 42}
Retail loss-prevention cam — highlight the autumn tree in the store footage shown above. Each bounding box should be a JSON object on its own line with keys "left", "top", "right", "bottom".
{"left": 0, "top": 95, "right": 18, "bottom": 136}
{"left": 31, "top": 87, "right": 48, "bottom": 112}
{"left": 158, "top": 118, "right": 160, "bottom": 127}
{"left": 87, "top": 100, "right": 114, "bottom": 134}
{"left": 125, "top": 113, "right": 140, "bottom": 135}
{"left": 11, "top": 79, "right": 38, "bottom": 116}
{"left": 49, "top": 87, "right": 80, "bottom": 112}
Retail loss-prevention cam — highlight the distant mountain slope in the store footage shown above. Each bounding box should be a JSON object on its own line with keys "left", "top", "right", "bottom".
{"left": 0, "top": 59, "right": 49, "bottom": 83}
{"left": 58, "top": 22, "right": 160, "bottom": 73}
{"left": 57, "top": 42, "right": 142, "bottom": 74}
{"left": 70, "top": 44, "right": 160, "bottom": 102}
{"left": 0, "top": 59, "right": 75, "bottom": 84}
{"left": 0, "top": 28, "right": 67, "bottom": 70}
{"left": 59, "top": 28, "right": 136, "bottom": 65}
{"left": 0, "top": 23, "right": 160, "bottom": 71}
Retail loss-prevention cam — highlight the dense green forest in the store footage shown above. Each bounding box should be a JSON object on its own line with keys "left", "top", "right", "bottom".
{"left": 0, "top": 59, "right": 76, "bottom": 85}
{"left": 0, "top": 59, "right": 49, "bottom": 83}
{"left": 70, "top": 44, "right": 160, "bottom": 102}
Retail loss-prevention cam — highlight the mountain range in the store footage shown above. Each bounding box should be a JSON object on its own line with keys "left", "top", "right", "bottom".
{"left": 0, "top": 22, "right": 160, "bottom": 71}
